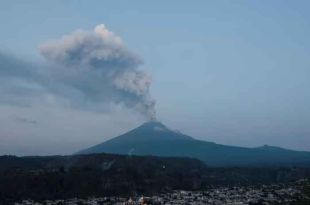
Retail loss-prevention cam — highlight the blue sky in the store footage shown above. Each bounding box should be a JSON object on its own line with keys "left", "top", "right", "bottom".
{"left": 0, "top": 0, "right": 310, "bottom": 155}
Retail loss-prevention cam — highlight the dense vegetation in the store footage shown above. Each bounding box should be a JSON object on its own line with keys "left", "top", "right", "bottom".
{"left": 294, "top": 183, "right": 310, "bottom": 205}
{"left": 1, "top": 153, "right": 310, "bottom": 203}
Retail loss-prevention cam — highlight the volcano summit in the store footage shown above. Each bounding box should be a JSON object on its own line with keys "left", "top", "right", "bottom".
{"left": 78, "top": 121, "right": 310, "bottom": 167}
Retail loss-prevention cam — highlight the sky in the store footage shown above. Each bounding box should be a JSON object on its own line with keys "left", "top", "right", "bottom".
{"left": 0, "top": 0, "right": 310, "bottom": 155}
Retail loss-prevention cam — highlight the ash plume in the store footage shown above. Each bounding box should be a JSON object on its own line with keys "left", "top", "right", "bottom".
{"left": 39, "top": 24, "right": 156, "bottom": 119}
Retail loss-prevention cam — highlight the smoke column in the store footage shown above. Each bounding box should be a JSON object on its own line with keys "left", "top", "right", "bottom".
{"left": 40, "top": 24, "right": 156, "bottom": 120}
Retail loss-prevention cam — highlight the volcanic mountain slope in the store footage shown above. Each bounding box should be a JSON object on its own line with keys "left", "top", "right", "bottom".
{"left": 78, "top": 121, "right": 310, "bottom": 167}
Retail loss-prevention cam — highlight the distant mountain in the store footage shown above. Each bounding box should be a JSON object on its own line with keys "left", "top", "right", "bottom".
{"left": 77, "top": 121, "right": 310, "bottom": 167}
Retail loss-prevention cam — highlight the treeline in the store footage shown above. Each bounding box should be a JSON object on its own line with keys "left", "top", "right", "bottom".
{"left": 0, "top": 154, "right": 310, "bottom": 202}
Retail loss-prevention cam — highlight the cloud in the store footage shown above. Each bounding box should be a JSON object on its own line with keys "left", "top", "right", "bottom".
{"left": 0, "top": 53, "right": 50, "bottom": 107}
{"left": 0, "top": 24, "right": 156, "bottom": 119}
{"left": 39, "top": 24, "right": 156, "bottom": 119}
{"left": 40, "top": 25, "right": 141, "bottom": 69}
{"left": 14, "top": 116, "right": 37, "bottom": 124}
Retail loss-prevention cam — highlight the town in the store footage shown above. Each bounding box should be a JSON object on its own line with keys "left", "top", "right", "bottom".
{"left": 14, "top": 180, "right": 309, "bottom": 205}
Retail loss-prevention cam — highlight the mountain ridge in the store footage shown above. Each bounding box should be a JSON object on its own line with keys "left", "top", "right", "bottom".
{"left": 77, "top": 121, "right": 310, "bottom": 167}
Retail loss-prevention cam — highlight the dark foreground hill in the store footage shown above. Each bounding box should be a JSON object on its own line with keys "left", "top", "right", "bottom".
{"left": 78, "top": 121, "right": 310, "bottom": 167}
{"left": 1, "top": 153, "right": 310, "bottom": 202}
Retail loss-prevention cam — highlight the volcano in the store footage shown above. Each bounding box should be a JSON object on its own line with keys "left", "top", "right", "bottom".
{"left": 77, "top": 121, "right": 310, "bottom": 167}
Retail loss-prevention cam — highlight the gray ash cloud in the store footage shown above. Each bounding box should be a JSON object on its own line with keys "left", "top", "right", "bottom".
{"left": 0, "top": 25, "right": 156, "bottom": 119}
